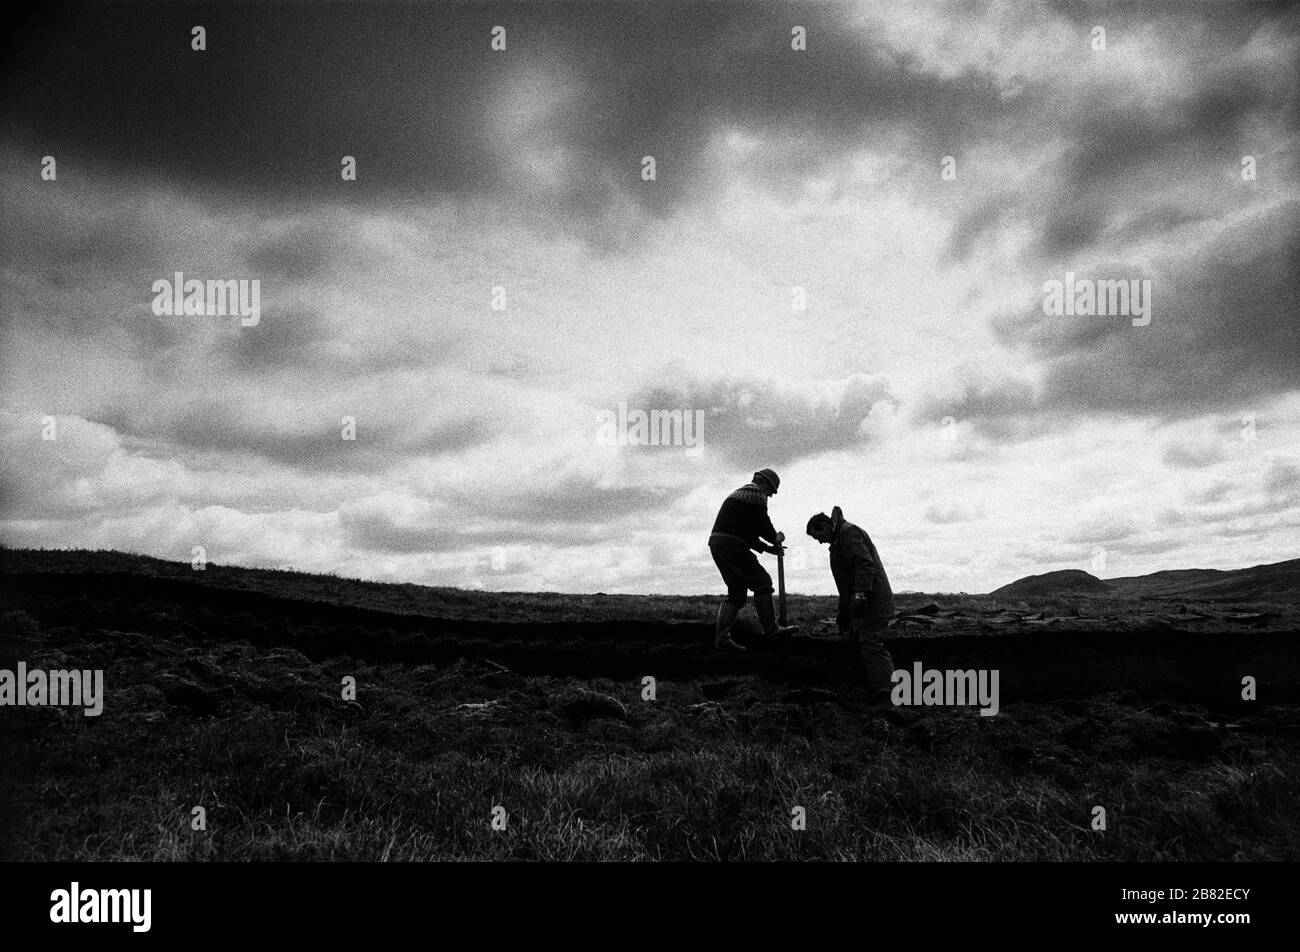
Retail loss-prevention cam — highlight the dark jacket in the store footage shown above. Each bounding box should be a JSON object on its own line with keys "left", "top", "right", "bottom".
{"left": 710, "top": 482, "right": 779, "bottom": 552}
{"left": 828, "top": 508, "right": 894, "bottom": 624}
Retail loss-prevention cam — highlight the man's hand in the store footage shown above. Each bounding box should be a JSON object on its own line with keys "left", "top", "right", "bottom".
{"left": 852, "top": 591, "right": 871, "bottom": 616}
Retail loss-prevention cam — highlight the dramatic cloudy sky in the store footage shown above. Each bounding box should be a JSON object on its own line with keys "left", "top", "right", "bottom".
{"left": 1, "top": 1, "right": 1297, "bottom": 594}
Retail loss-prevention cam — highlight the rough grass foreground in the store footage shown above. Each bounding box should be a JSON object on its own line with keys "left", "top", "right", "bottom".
{"left": 5, "top": 617, "right": 1299, "bottom": 861}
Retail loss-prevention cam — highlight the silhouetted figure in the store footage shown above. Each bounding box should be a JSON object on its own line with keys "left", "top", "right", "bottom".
{"left": 708, "top": 468, "right": 799, "bottom": 651}
{"left": 807, "top": 506, "right": 895, "bottom": 702}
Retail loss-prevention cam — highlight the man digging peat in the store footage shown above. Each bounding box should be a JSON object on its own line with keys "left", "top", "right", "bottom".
{"left": 707, "top": 468, "right": 800, "bottom": 652}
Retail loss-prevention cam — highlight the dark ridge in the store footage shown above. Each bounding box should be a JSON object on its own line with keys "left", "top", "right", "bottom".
{"left": 3, "top": 570, "right": 1297, "bottom": 710}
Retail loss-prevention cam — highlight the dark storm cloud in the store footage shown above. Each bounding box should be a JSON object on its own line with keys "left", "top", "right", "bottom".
{"left": 2, "top": 2, "right": 1015, "bottom": 224}
{"left": 942, "top": 193, "right": 1014, "bottom": 264}
{"left": 244, "top": 223, "right": 360, "bottom": 283}
{"left": 463, "top": 476, "right": 677, "bottom": 525}
{"left": 342, "top": 473, "right": 679, "bottom": 555}
{"left": 3, "top": 4, "right": 492, "bottom": 205}
{"left": 913, "top": 375, "right": 1057, "bottom": 443}
{"left": 1034, "top": 58, "right": 1290, "bottom": 260}
{"left": 628, "top": 373, "right": 895, "bottom": 468}
{"left": 1161, "top": 464, "right": 1300, "bottom": 529}
{"left": 922, "top": 376, "right": 1040, "bottom": 423}
{"left": 93, "top": 398, "right": 492, "bottom": 473}
{"left": 936, "top": 200, "right": 1299, "bottom": 434}
{"left": 945, "top": 3, "right": 1299, "bottom": 264}
{"left": 223, "top": 305, "right": 331, "bottom": 372}
{"left": 1061, "top": 66, "right": 1277, "bottom": 193}
{"left": 1038, "top": 200, "right": 1110, "bottom": 261}
{"left": 219, "top": 302, "right": 463, "bottom": 376}
{"left": 339, "top": 508, "right": 471, "bottom": 555}
{"left": 15, "top": 201, "right": 163, "bottom": 281}
{"left": 0, "top": 169, "right": 171, "bottom": 334}
{"left": 1044, "top": 0, "right": 1293, "bottom": 31}
{"left": 340, "top": 489, "right": 650, "bottom": 555}
{"left": 1025, "top": 203, "right": 1299, "bottom": 414}
{"left": 1106, "top": 203, "right": 1218, "bottom": 249}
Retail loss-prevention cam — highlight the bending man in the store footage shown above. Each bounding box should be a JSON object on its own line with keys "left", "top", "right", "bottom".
{"left": 806, "top": 506, "right": 896, "bottom": 703}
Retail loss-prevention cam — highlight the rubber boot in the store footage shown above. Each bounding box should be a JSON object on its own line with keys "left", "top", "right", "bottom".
{"left": 755, "top": 593, "right": 798, "bottom": 639}
{"left": 715, "top": 601, "right": 745, "bottom": 652}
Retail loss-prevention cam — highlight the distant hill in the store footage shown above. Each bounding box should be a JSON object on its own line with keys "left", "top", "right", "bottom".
{"left": 1106, "top": 559, "right": 1300, "bottom": 600}
{"left": 991, "top": 558, "right": 1300, "bottom": 600}
{"left": 991, "top": 570, "right": 1111, "bottom": 597}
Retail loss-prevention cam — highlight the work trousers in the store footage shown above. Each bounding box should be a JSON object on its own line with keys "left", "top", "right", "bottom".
{"left": 844, "top": 612, "right": 895, "bottom": 696}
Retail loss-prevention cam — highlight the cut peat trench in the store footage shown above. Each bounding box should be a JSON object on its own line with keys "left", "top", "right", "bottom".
{"left": 3, "top": 571, "right": 1298, "bottom": 710}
